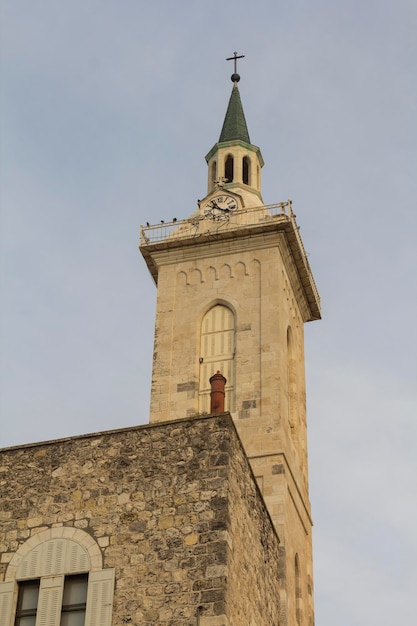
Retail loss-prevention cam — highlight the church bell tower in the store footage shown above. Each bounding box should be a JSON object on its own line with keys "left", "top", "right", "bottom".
{"left": 140, "top": 60, "right": 321, "bottom": 626}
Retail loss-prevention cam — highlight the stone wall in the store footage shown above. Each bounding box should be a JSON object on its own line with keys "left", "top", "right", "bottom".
{"left": 226, "top": 429, "right": 281, "bottom": 625}
{"left": 0, "top": 414, "right": 281, "bottom": 625}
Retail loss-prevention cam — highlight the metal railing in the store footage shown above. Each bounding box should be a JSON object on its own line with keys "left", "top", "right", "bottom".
{"left": 139, "top": 200, "right": 320, "bottom": 312}
{"left": 139, "top": 201, "right": 294, "bottom": 245}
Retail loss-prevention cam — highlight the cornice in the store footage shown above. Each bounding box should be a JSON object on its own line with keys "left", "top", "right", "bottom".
{"left": 140, "top": 218, "right": 321, "bottom": 322}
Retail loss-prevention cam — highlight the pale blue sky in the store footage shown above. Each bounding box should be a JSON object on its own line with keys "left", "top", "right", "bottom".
{"left": 1, "top": 1, "right": 416, "bottom": 624}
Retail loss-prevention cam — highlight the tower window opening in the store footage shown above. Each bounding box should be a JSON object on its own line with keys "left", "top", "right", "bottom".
{"left": 295, "top": 554, "right": 303, "bottom": 625}
{"left": 242, "top": 156, "right": 250, "bottom": 185}
{"left": 287, "top": 325, "right": 298, "bottom": 444}
{"left": 210, "top": 160, "right": 217, "bottom": 187}
{"left": 225, "top": 155, "right": 234, "bottom": 183}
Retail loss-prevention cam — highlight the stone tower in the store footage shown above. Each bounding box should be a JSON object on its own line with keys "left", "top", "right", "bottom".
{"left": 140, "top": 69, "right": 321, "bottom": 626}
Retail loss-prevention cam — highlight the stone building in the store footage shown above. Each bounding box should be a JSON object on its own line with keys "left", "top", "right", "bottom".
{"left": 0, "top": 415, "right": 281, "bottom": 625}
{"left": 0, "top": 64, "right": 320, "bottom": 625}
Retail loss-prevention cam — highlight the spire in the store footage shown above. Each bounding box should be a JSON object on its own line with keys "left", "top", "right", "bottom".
{"left": 218, "top": 74, "right": 251, "bottom": 144}
{"left": 205, "top": 58, "right": 264, "bottom": 200}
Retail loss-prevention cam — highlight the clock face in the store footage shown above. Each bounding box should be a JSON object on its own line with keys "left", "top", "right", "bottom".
{"left": 204, "top": 195, "right": 238, "bottom": 220}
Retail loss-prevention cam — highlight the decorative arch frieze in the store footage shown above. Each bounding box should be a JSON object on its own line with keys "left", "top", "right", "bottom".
{"left": 235, "top": 261, "right": 247, "bottom": 277}
{"left": 177, "top": 270, "right": 189, "bottom": 286}
{"left": 178, "top": 260, "right": 260, "bottom": 286}
{"left": 206, "top": 266, "right": 218, "bottom": 282}
{"left": 220, "top": 264, "right": 232, "bottom": 279}
{"left": 190, "top": 267, "right": 203, "bottom": 284}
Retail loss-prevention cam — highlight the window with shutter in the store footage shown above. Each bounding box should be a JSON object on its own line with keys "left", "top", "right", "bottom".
{"left": 2, "top": 532, "right": 114, "bottom": 626}
{"left": 199, "top": 304, "right": 235, "bottom": 413}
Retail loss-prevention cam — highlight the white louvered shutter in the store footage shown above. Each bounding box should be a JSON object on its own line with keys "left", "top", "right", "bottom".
{"left": 85, "top": 569, "right": 115, "bottom": 626}
{"left": 35, "top": 575, "right": 64, "bottom": 626}
{"left": 43, "top": 540, "right": 65, "bottom": 576}
{"left": 18, "top": 543, "right": 43, "bottom": 579}
{"left": 67, "top": 541, "right": 89, "bottom": 573}
{"left": 199, "top": 305, "right": 235, "bottom": 413}
{"left": 0, "top": 581, "right": 15, "bottom": 626}
{"left": 17, "top": 539, "right": 90, "bottom": 580}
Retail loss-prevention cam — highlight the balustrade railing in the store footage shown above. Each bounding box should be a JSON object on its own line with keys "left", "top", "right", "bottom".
{"left": 140, "top": 201, "right": 294, "bottom": 245}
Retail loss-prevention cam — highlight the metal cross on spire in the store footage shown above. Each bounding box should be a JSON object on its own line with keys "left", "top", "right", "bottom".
{"left": 226, "top": 51, "right": 245, "bottom": 74}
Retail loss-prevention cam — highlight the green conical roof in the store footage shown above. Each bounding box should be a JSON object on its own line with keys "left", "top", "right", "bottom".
{"left": 219, "top": 83, "right": 250, "bottom": 144}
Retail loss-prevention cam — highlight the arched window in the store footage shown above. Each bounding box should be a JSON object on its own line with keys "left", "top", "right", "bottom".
{"left": 224, "top": 155, "right": 234, "bottom": 183}
{"left": 0, "top": 528, "right": 114, "bottom": 626}
{"left": 210, "top": 160, "right": 217, "bottom": 186}
{"left": 295, "top": 553, "right": 302, "bottom": 624}
{"left": 287, "top": 326, "right": 297, "bottom": 440}
{"left": 242, "top": 156, "right": 250, "bottom": 185}
{"left": 199, "top": 304, "right": 235, "bottom": 413}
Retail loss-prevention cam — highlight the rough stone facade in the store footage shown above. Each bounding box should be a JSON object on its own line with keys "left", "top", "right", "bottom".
{"left": 0, "top": 414, "right": 281, "bottom": 625}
